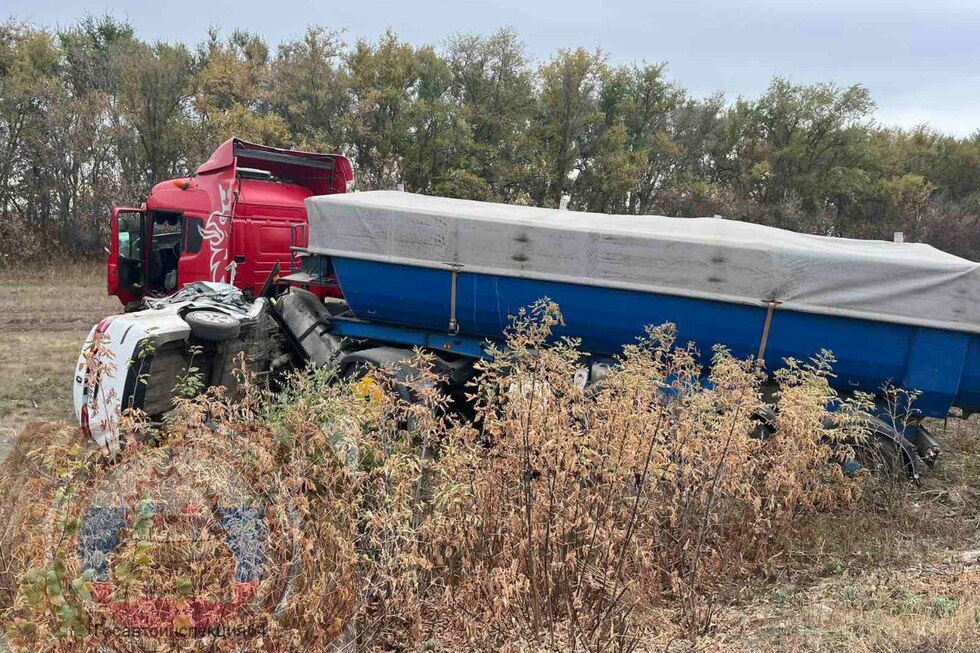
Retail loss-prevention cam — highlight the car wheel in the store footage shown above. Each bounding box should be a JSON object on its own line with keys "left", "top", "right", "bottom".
{"left": 184, "top": 310, "right": 241, "bottom": 341}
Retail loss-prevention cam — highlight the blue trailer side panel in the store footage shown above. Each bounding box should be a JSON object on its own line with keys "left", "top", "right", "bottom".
{"left": 331, "top": 256, "right": 979, "bottom": 418}
{"left": 959, "top": 338, "right": 980, "bottom": 413}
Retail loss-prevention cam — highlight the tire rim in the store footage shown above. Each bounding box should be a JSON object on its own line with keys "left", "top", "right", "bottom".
{"left": 191, "top": 311, "right": 235, "bottom": 325}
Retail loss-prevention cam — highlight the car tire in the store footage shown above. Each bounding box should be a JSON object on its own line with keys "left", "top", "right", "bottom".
{"left": 184, "top": 310, "right": 241, "bottom": 341}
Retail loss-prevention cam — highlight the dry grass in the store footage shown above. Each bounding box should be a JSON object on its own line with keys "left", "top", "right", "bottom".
{"left": 683, "top": 418, "right": 980, "bottom": 653}
{"left": 714, "top": 567, "right": 980, "bottom": 653}
{"left": 0, "top": 262, "right": 118, "bottom": 444}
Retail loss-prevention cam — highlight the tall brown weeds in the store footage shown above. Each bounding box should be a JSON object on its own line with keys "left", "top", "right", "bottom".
{"left": 418, "top": 303, "right": 864, "bottom": 647}
{"left": 0, "top": 301, "right": 867, "bottom": 651}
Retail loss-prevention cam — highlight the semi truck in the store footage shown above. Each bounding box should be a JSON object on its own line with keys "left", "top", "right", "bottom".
{"left": 77, "top": 191, "right": 980, "bottom": 477}
{"left": 107, "top": 138, "right": 354, "bottom": 305}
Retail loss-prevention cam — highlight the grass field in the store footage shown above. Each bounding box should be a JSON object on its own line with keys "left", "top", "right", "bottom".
{"left": 0, "top": 264, "right": 977, "bottom": 650}
{"left": 0, "top": 263, "right": 118, "bottom": 450}
{"left": 716, "top": 419, "right": 980, "bottom": 652}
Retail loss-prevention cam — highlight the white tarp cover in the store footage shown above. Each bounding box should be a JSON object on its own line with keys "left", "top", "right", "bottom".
{"left": 306, "top": 191, "right": 980, "bottom": 334}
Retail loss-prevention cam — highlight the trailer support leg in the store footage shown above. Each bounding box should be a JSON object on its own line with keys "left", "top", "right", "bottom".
{"left": 757, "top": 300, "right": 781, "bottom": 366}
{"left": 448, "top": 264, "right": 462, "bottom": 336}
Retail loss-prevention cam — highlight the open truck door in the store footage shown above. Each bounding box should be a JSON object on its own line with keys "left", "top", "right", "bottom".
{"left": 109, "top": 207, "right": 147, "bottom": 305}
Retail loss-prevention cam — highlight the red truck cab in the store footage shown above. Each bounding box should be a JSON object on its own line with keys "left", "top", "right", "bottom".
{"left": 108, "top": 138, "right": 353, "bottom": 305}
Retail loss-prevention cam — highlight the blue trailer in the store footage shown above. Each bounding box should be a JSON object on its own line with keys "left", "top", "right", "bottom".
{"left": 282, "top": 191, "right": 980, "bottom": 475}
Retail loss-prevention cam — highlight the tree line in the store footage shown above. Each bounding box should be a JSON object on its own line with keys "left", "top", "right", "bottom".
{"left": 2, "top": 16, "right": 979, "bottom": 264}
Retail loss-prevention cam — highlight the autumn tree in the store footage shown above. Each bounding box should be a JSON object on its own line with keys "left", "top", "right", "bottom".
{"left": 270, "top": 27, "right": 348, "bottom": 151}
{"left": 344, "top": 30, "right": 419, "bottom": 189}
{"left": 444, "top": 27, "right": 535, "bottom": 200}
{"left": 3, "top": 18, "right": 980, "bottom": 263}
{"left": 192, "top": 28, "right": 288, "bottom": 158}
{"left": 531, "top": 48, "right": 605, "bottom": 207}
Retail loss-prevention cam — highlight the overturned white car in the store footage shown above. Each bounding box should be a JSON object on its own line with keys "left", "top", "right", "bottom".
{"left": 73, "top": 282, "right": 284, "bottom": 449}
{"left": 73, "top": 281, "right": 430, "bottom": 451}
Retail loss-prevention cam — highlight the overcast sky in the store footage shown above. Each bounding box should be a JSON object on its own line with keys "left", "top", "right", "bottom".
{"left": 7, "top": 0, "right": 980, "bottom": 136}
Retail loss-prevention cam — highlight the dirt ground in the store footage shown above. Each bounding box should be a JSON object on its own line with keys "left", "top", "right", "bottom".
{"left": 0, "top": 263, "right": 118, "bottom": 455}
{"left": 0, "top": 264, "right": 977, "bottom": 650}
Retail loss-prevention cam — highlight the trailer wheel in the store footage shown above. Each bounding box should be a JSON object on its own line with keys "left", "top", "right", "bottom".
{"left": 845, "top": 420, "right": 919, "bottom": 481}
{"left": 184, "top": 310, "right": 241, "bottom": 341}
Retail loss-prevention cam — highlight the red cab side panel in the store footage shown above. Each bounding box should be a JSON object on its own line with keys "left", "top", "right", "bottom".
{"left": 231, "top": 180, "right": 312, "bottom": 295}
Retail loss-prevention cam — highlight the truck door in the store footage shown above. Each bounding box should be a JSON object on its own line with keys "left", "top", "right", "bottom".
{"left": 109, "top": 207, "right": 147, "bottom": 304}
{"left": 176, "top": 215, "right": 208, "bottom": 289}
{"left": 231, "top": 215, "right": 297, "bottom": 296}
